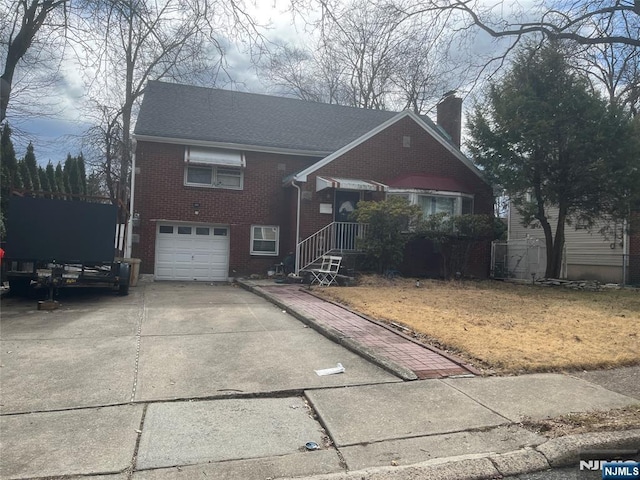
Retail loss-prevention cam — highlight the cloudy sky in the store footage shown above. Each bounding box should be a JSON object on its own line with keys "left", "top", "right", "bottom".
{"left": 3, "top": 0, "right": 506, "bottom": 166}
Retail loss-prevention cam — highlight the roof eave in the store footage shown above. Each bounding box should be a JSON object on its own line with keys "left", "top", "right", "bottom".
{"left": 293, "top": 111, "right": 414, "bottom": 183}
{"left": 133, "top": 134, "right": 332, "bottom": 158}
{"left": 291, "top": 110, "right": 487, "bottom": 184}
{"left": 405, "top": 111, "right": 486, "bottom": 182}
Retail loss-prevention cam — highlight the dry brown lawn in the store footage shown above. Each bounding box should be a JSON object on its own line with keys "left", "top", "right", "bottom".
{"left": 520, "top": 405, "right": 640, "bottom": 438}
{"left": 318, "top": 276, "right": 640, "bottom": 374}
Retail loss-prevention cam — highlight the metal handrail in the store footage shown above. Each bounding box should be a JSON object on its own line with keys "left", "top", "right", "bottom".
{"left": 296, "top": 222, "right": 368, "bottom": 273}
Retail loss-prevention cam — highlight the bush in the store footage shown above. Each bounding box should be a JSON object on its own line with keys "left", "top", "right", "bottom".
{"left": 416, "top": 213, "right": 500, "bottom": 279}
{"left": 351, "top": 196, "right": 422, "bottom": 273}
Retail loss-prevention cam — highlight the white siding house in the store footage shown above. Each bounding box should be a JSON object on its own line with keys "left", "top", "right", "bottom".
{"left": 508, "top": 206, "right": 629, "bottom": 283}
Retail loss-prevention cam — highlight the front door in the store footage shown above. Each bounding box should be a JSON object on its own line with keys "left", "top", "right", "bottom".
{"left": 334, "top": 191, "right": 360, "bottom": 222}
{"left": 334, "top": 191, "right": 360, "bottom": 250}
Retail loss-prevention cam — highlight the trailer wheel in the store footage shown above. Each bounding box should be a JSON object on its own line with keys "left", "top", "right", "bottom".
{"left": 117, "top": 262, "right": 131, "bottom": 296}
{"left": 118, "top": 282, "right": 130, "bottom": 296}
{"left": 8, "top": 277, "right": 32, "bottom": 297}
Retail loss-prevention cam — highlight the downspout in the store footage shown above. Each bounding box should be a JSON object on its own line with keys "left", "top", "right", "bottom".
{"left": 622, "top": 219, "right": 629, "bottom": 286}
{"left": 292, "top": 179, "right": 302, "bottom": 274}
{"left": 125, "top": 138, "right": 137, "bottom": 258}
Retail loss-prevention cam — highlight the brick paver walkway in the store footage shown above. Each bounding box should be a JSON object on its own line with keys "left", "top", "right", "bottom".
{"left": 260, "top": 285, "right": 475, "bottom": 379}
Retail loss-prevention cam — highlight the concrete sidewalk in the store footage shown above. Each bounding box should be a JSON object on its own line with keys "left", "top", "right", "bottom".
{"left": 1, "top": 280, "right": 638, "bottom": 480}
{"left": 2, "top": 373, "right": 637, "bottom": 479}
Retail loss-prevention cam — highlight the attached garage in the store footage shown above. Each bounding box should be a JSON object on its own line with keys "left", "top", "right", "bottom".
{"left": 155, "top": 223, "right": 229, "bottom": 281}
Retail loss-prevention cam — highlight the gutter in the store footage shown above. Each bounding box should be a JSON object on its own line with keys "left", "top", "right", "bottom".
{"left": 292, "top": 179, "right": 302, "bottom": 274}
{"left": 134, "top": 134, "right": 332, "bottom": 158}
{"left": 125, "top": 139, "right": 137, "bottom": 258}
{"left": 622, "top": 218, "right": 629, "bottom": 285}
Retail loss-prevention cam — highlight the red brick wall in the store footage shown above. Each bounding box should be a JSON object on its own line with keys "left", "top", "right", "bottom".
{"left": 291, "top": 116, "right": 494, "bottom": 278}
{"left": 133, "top": 115, "right": 494, "bottom": 278}
{"left": 132, "top": 141, "right": 314, "bottom": 277}
{"left": 298, "top": 116, "right": 494, "bottom": 239}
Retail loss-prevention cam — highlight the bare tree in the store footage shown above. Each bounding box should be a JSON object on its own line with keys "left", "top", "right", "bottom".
{"left": 388, "top": 17, "right": 464, "bottom": 113}
{"left": 394, "top": 0, "right": 640, "bottom": 48}
{"left": 75, "top": 0, "right": 268, "bottom": 244}
{"left": 264, "top": 0, "right": 467, "bottom": 113}
{"left": 571, "top": 19, "right": 640, "bottom": 116}
{"left": 82, "top": 101, "right": 124, "bottom": 202}
{"left": 264, "top": 45, "right": 327, "bottom": 102}
{"left": 322, "top": 1, "right": 407, "bottom": 109}
{"left": 0, "top": 0, "right": 71, "bottom": 123}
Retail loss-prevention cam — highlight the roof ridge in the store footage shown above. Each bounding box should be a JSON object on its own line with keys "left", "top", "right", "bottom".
{"left": 147, "top": 80, "right": 402, "bottom": 116}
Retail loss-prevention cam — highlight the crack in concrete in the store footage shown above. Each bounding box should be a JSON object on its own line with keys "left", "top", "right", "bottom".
{"left": 130, "top": 290, "right": 146, "bottom": 403}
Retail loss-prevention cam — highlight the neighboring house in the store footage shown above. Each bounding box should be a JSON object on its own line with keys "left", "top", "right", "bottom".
{"left": 131, "top": 81, "right": 494, "bottom": 281}
{"left": 508, "top": 206, "right": 640, "bottom": 284}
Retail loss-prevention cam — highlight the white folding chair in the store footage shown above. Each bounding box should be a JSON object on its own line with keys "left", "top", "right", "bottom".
{"left": 310, "top": 255, "right": 342, "bottom": 286}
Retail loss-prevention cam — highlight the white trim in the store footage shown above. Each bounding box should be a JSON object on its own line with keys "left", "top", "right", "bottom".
{"left": 387, "top": 189, "right": 474, "bottom": 216}
{"left": 293, "top": 111, "right": 486, "bottom": 183}
{"left": 387, "top": 187, "right": 474, "bottom": 197}
{"left": 184, "top": 164, "right": 244, "bottom": 190}
{"left": 316, "top": 176, "right": 388, "bottom": 192}
{"left": 125, "top": 139, "right": 137, "bottom": 258}
{"left": 150, "top": 218, "right": 224, "bottom": 226}
{"left": 250, "top": 225, "right": 280, "bottom": 256}
{"left": 133, "top": 134, "right": 331, "bottom": 157}
{"left": 154, "top": 222, "right": 230, "bottom": 282}
{"left": 184, "top": 146, "right": 245, "bottom": 168}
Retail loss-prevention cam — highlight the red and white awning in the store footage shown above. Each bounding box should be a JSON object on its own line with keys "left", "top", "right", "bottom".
{"left": 185, "top": 147, "right": 245, "bottom": 168}
{"left": 316, "top": 176, "right": 387, "bottom": 192}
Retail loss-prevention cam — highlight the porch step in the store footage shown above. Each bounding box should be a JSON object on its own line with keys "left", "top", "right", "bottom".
{"left": 296, "top": 221, "right": 369, "bottom": 273}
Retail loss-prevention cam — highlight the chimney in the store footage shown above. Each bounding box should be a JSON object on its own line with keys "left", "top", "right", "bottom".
{"left": 437, "top": 92, "right": 462, "bottom": 148}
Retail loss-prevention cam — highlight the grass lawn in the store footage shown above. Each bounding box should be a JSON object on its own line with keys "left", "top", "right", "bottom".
{"left": 318, "top": 276, "right": 640, "bottom": 374}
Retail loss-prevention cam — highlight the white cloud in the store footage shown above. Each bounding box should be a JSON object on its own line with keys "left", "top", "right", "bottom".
{"left": 5, "top": 0, "right": 523, "bottom": 167}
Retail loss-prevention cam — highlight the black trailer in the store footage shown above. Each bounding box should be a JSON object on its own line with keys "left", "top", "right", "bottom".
{"left": 5, "top": 196, "right": 130, "bottom": 296}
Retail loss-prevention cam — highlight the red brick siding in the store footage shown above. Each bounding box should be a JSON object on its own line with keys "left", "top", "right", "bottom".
{"left": 298, "top": 116, "right": 493, "bottom": 240}
{"left": 295, "top": 116, "right": 493, "bottom": 277}
{"left": 132, "top": 141, "right": 314, "bottom": 276}
{"left": 133, "top": 115, "right": 494, "bottom": 278}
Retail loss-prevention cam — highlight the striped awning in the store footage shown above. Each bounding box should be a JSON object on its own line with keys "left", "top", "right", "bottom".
{"left": 184, "top": 147, "right": 245, "bottom": 168}
{"left": 316, "top": 176, "right": 387, "bottom": 192}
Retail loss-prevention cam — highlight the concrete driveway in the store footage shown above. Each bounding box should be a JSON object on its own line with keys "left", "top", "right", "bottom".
{"left": 0, "top": 281, "right": 399, "bottom": 479}
{"left": 3, "top": 281, "right": 637, "bottom": 480}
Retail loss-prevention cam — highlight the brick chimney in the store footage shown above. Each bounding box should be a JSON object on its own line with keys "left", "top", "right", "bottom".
{"left": 436, "top": 92, "right": 462, "bottom": 148}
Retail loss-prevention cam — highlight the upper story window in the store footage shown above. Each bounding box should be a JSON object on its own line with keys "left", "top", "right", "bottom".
{"left": 184, "top": 146, "right": 245, "bottom": 190}
{"left": 185, "top": 165, "right": 243, "bottom": 189}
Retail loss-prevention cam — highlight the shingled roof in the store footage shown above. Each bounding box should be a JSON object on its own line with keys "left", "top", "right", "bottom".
{"left": 134, "top": 81, "right": 449, "bottom": 155}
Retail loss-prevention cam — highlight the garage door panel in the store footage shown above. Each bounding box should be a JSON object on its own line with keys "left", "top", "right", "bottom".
{"left": 155, "top": 224, "right": 229, "bottom": 281}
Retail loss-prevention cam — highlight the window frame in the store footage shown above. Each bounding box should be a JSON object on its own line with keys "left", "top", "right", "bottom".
{"left": 184, "top": 164, "right": 244, "bottom": 190}
{"left": 387, "top": 189, "right": 474, "bottom": 219}
{"left": 250, "top": 225, "right": 280, "bottom": 256}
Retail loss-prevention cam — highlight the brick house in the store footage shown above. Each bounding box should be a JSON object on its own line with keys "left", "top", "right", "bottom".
{"left": 131, "top": 81, "right": 494, "bottom": 281}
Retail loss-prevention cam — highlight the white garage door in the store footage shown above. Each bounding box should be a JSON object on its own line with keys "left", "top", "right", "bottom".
{"left": 155, "top": 224, "right": 229, "bottom": 281}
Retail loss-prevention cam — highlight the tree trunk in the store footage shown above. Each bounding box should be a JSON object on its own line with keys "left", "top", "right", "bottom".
{"left": 533, "top": 181, "right": 555, "bottom": 278}
{"left": 549, "top": 204, "right": 568, "bottom": 278}
{"left": 117, "top": 13, "right": 135, "bottom": 226}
